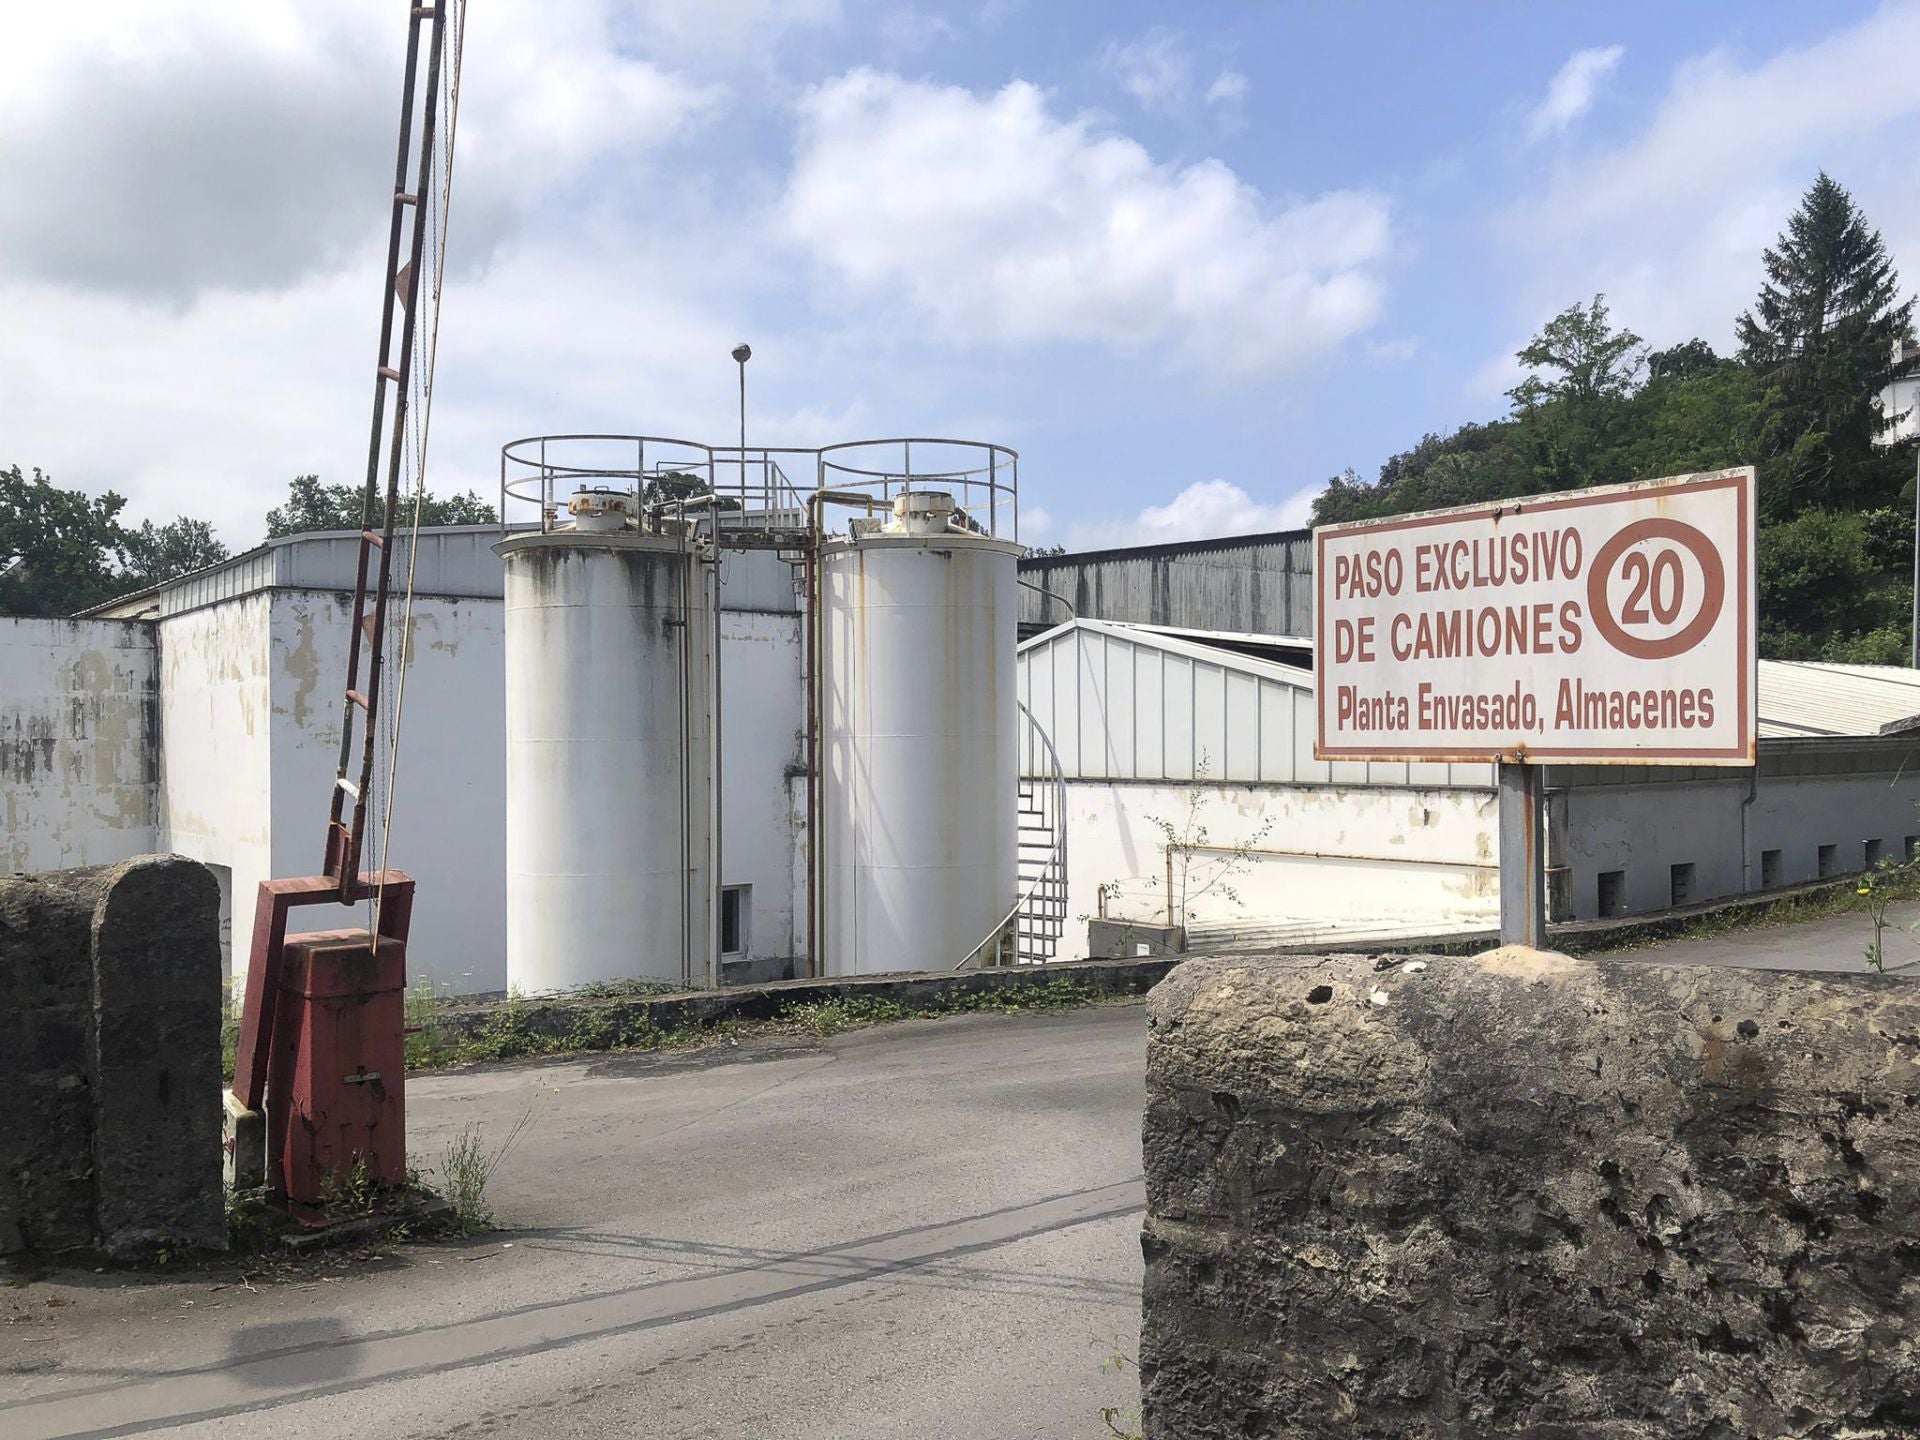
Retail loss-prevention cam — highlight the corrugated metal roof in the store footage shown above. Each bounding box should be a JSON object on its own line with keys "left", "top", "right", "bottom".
{"left": 1757, "top": 661, "right": 1920, "bottom": 738}
{"left": 81, "top": 525, "right": 519, "bottom": 619}
{"left": 1040, "top": 621, "right": 1920, "bottom": 745}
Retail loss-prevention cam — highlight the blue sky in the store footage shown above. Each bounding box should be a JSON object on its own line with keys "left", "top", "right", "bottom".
{"left": 3, "top": 0, "right": 1915, "bottom": 548}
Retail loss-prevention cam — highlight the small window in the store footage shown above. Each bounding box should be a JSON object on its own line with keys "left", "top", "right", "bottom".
{"left": 720, "top": 886, "right": 751, "bottom": 956}
{"left": 1865, "top": 838, "right": 1884, "bottom": 870}
{"left": 1760, "top": 849, "right": 1782, "bottom": 888}
{"left": 1817, "top": 844, "right": 1837, "bottom": 878}
{"left": 1598, "top": 870, "right": 1627, "bottom": 918}
{"left": 1670, "top": 863, "right": 1696, "bottom": 907}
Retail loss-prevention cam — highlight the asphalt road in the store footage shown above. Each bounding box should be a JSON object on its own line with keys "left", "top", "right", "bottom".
{"left": 2, "top": 1006, "right": 1150, "bottom": 1440}
{"left": 6, "top": 907, "right": 1911, "bottom": 1440}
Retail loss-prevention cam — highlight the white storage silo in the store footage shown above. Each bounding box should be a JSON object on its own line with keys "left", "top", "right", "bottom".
{"left": 496, "top": 521, "right": 714, "bottom": 992}
{"left": 818, "top": 491, "right": 1021, "bottom": 974}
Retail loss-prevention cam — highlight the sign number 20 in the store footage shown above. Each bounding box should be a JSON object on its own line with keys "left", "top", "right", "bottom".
{"left": 1618, "top": 548, "right": 1685, "bottom": 626}
{"left": 1586, "top": 518, "right": 1726, "bottom": 661}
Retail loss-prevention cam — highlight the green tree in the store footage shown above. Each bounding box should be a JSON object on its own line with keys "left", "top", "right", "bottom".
{"left": 0, "top": 465, "right": 131, "bottom": 617}
{"left": 1507, "top": 294, "right": 1646, "bottom": 411}
{"left": 1502, "top": 295, "right": 1647, "bottom": 496}
{"left": 120, "top": 517, "right": 229, "bottom": 592}
{"left": 1735, "top": 172, "right": 1917, "bottom": 514}
{"left": 1646, "top": 338, "right": 1720, "bottom": 383}
{"left": 265, "top": 473, "right": 497, "bottom": 537}
{"left": 1618, "top": 357, "right": 1768, "bottom": 481}
{"left": 1754, "top": 509, "right": 1908, "bottom": 658}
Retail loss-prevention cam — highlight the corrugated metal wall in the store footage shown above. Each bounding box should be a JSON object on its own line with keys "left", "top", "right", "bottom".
{"left": 1017, "top": 531, "right": 1312, "bottom": 635}
{"left": 1017, "top": 622, "right": 1492, "bottom": 789}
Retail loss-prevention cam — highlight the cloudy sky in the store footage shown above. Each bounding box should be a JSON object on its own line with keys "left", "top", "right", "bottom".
{"left": 4, "top": 0, "right": 1916, "bottom": 550}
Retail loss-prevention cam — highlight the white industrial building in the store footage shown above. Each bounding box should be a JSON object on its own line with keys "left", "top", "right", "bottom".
{"left": 10, "top": 434, "right": 1041, "bottom": 995}
{"left": 6, "top": 450, "right": 1919, "bottom": 993}
{"left": 1018, "top": 618, "right": 1920, "bottom": 954}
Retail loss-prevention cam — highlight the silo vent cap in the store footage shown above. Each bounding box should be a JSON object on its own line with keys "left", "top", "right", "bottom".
{"left": 566, "top": 486, "right": 635, "bottom": 532}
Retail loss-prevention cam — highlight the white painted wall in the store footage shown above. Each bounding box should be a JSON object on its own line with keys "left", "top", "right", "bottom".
{"left": 268, "top": 590, "right": 508, "bottom": 995}
{"left": 155, "top": 595, "right": 274, "bottom": 974}
{"left": 0, "top": 617, "right": 158, "bottom": 872}
{"left": 1060, "top": 780, "right": 1501, "bottom": 961}
{"left": 719, "top": 608, "right": 803, "bottom": 967}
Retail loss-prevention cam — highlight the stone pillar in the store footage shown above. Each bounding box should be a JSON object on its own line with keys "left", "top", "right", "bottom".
{"left": 89, "top": 857, "right": 225, "bottom": 1255}
{"left": 0, "top": 856, "right": 223, "bottom": 1258}
{"left": 1141, "top": 951, "right": 1920, "bottom": 1439}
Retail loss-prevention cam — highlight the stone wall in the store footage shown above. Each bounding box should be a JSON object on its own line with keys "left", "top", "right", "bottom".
{"left": 1140, "top": 951, "right": 1920, "bottom": 1439}
{"left": 1, "top": 856, "right": 224, "bottom": 1258}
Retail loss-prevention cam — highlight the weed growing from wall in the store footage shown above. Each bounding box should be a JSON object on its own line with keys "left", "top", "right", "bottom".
{"left": 1090, "top": 753, "right": 1274, "bottom": 944}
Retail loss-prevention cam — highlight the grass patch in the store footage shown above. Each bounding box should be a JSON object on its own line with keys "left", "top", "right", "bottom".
{"left": 441, "top": 1104, "right": 538, "bottom": 1235}
{"left": 410, "top": 974, "right": 1120, "bottom": 1069}
{"left": 217, "top": 964, "right": 1125, "bottom": 1082}
{"left": 782, "top": 996, "right": 911, "bottom": 1035}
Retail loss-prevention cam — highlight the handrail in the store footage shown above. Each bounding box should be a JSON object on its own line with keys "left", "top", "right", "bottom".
{"left": 1016, "top": 575, "right": 1076, "bottom": 626}
{"left": 498, "top": 433, "right": 1020, "bottom": 539}
{"left": 956, "top": 700, "right": 1068, "bottom": 969}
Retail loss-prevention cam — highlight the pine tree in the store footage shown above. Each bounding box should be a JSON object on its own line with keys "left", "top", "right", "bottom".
{"left": 1735, "top": 172, "right": 1916, "bottom": 514}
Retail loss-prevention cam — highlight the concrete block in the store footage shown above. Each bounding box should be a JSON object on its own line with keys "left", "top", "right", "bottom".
{"left": 1141, "top": 952, "right": 1920, "bottom": 1439}
{"left": 223, "top": 1090, "right": 264, "bottom": 1195}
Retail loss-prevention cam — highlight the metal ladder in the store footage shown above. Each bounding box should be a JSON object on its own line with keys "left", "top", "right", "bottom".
{"left": 1014, "top": 764, "right": 1069, "bottom": 963}
{"left": 955, "top": 702, "right": 1069, "bottom": 970}
{"left": 322, "top": 0, "right": 447, "bottom": 899}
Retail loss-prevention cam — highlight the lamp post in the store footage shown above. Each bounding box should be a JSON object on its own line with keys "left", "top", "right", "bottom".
{"left": 732, "top": 342, "right": 751, "bottom": 504}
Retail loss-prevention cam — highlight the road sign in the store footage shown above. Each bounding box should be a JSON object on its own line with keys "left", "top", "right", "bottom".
{"left": 1314, "top": 467, "right": 1756, "bottom": 766}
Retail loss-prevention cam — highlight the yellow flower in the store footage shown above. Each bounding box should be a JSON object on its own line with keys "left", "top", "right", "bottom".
{"left": 1857, "top": 884, "right": 1872, "bottom": 895}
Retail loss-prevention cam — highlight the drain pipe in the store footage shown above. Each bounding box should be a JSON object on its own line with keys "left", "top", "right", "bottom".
{"left": 710, "top": 544, "right": 724, "bottom": 988}
{"left": 676, "top": 527, "right": 694, "bottom": 988}
{"left": 1741, "top": 763, "right": 1759, "bottom": 894}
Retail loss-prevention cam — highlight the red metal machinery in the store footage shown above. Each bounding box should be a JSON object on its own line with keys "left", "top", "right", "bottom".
{"left": 227, "top": 0, "right": 450, "bottom": 1208}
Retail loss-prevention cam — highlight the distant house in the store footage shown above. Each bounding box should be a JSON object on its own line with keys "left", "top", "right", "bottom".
{"left": 1879, "top": 338, "right": 1920, "bottom": 444}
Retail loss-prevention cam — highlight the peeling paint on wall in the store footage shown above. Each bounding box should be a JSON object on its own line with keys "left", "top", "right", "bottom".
{"left": 0, "top": 618, "right": 160, "bottom": 872}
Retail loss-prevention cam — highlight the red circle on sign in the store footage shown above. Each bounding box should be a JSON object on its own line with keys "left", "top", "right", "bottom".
{"left": 1586, "top": 518, "right": 1725, "bottom": 660}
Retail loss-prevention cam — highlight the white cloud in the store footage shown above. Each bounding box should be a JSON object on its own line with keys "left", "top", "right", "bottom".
{"left": 0, "top": 210, "right": 870, "bottom": 547}
{"left": 1487, "top": 7, "right": 1920, "bottom": 383}
{"left": 784, "top": 71, "right": 1393, "bottom": 376}
{"left": 1366, "top": 337, "right": 1418, "bottom": 363}
{"left": 0, "top": 0, "right": 714, "bottom": 302}
{"left": 1205, "top": 70, "right": 1249, "bottom": 111}
{"left": 1064, "top": 479, "right": 1314, "bottom": 550}
{"left": 1100, "top": 28, "right": 1191, "bottom": 110}
{"left": 1526, "top": 44, "right": 1623, "bottom": 142}
{"left": 0, "top": 0, "right": 766, "bottom": 547}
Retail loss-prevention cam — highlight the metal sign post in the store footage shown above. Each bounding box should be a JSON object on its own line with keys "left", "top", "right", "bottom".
{"left": 1496, "top": 760, "right": 1545, "bottom": 947}
{"left": 1313, "top": 468, "right": 1758, "bottom": 947}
